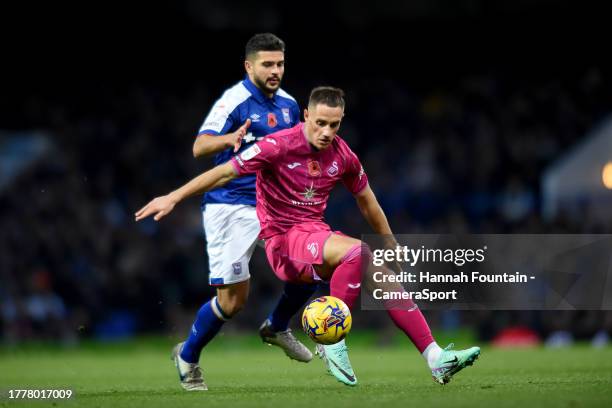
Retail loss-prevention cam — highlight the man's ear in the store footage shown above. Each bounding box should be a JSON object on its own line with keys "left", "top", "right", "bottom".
{"left": 304, "top": 108, "right": 309, "bottom": 121}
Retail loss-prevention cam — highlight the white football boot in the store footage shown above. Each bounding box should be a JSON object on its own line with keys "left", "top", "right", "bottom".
{"left": 171, "top": 342, "right": 208, "bottom": 391}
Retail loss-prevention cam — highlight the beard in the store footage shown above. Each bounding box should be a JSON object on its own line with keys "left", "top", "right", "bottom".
{"left": 254, "top": 75, "right": 281, "bottom": 94}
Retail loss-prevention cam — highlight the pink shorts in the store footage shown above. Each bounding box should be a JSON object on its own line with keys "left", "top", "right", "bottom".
{"left": 265, "top": 222, "right": 341, "bottom": 284}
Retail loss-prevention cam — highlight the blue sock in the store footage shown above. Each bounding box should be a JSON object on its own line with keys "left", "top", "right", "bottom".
{"left": 180, "top": 297, "right": 229, "bottom": 363}
{"left": 268, "top": 283, "right": 318, "bottom": 331}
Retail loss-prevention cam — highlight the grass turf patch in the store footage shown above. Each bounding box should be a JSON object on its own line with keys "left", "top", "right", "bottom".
{"left": 1, "top": 334, "right": 611, "bottom": 408}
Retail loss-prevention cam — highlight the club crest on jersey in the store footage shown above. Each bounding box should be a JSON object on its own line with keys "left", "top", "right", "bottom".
{"left": 282, "top": 108, "right": 291, "bottom": 124}
{"left": 307, "top": 160, "right": 321, "bottom": 176}
{"left": 327, "top": 161, "right": 339, "bottom": 176}
{"left": 268, "top": 112, "right": 278, "bottom": 128}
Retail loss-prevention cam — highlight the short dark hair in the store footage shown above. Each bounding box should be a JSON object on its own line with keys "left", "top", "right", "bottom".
{"left": 245, "top": 33, "right": 285, "bottom": 59}
{"left": 308, "top": 86, "right": 346, "bottom": 109}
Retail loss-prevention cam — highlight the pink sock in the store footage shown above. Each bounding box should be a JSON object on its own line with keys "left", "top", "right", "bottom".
{"left": 330, "top": 243, "right": 435, "bottom": 353}
{"left": 330, "top": 244, "right": 364, "bottom": 310}
{"left": 387, "top": 306, "right": 435, "bottom": 353}
{"left": 373, "top": 263, "right": 435, "bottom": 353}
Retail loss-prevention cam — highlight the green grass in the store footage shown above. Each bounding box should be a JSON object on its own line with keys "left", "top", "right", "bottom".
{"left": 1, "top": 333, "right": 611, "bottom": 408}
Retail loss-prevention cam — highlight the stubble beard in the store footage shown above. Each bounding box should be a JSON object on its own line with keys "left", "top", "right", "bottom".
{"left": 254, "top": 75, "right": 281, "bottom": 95}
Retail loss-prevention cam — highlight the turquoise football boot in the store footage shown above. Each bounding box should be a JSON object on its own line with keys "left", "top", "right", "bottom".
{"left": 315, "top": 339, "right": 357, "bottom": 386}
{"left": 431, "top": 343, "right": 481, "bottom": 385}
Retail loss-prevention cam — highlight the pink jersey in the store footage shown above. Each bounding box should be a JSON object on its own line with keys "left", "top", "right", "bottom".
{"left": 230, "top": 123, "right": 368, "bottom": 239}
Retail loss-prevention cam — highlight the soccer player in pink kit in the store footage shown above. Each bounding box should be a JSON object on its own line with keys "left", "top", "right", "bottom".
{"left": 136, "top": 87, "right": 480, "bottom": 386}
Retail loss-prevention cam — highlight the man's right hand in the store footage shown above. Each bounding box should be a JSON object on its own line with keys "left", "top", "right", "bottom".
{"left": 229, "top": 119, "right": 252, "bottom": 152}
{"left": 135, "top": 194, "right": 178, "bottom": 222}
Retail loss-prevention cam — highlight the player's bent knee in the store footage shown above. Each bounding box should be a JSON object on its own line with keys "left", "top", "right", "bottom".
{"left": 361, "top": 243, "right": 373, "bottom": 261}
{"left": 342, "top": 241, "right": 371, "bottom": 265}
{"left": 322, "top": 234, "right": 362, "bottom": 269}
{"left": 318, "top": 240, "right": 370, "bottom": 281}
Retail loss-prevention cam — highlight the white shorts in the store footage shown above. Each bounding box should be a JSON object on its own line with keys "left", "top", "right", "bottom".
{"left": 203, "top": 203, "right": 260, "bottom": 286}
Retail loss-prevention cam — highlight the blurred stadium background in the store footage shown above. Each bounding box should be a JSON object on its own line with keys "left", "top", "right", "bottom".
{"left": 1, "top": 0, "right": 611, "bottom": 349}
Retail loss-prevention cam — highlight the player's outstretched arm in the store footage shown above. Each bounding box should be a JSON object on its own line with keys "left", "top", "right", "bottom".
{"left": 355, "top": 185, "right": 401, "bottom": 273}
{"left": 193, "top": 119, "right": 251, "bottom": 158}
{"left": 355, "top": 185, "right": 394, "bottom": 235}
{"left": 355, "top": 185, "right": 400, "bottom": 248}
{"left": 134, "top": 161, "right": 237, "bottom": 222}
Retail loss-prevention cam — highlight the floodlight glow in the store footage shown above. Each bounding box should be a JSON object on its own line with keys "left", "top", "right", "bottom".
{"left": 603, "top": 162, "right": 612, "bottom": 190}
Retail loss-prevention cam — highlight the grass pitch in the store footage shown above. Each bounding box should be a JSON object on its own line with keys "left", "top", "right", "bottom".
{"left": 1, "top": 333, "right": 611, "bottom": 408}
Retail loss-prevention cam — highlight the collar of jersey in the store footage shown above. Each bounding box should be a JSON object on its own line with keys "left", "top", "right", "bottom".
{"left": 242, "top": 75, "right": 278, "bottom": 104}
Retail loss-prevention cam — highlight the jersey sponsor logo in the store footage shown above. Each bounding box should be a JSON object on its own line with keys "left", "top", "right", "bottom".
{"left": 250, "top": 113, "right": 261, "bottom": 122}
{"left": 287, "top": 162, "right": 301, "bottom": 169}
{"left": 281, "top": 108, "right": 291, "bottom": 124}
{"left": 240, "top": 144, "right": 261, "bottom": 161}
{"left": 267, "top": 112, "right": 278, "bottom": 128}
{"left": 348, "top": 283, "right": 361, "bottom": 289}
{"left": 327, "top": 161, "right": 339, "bottom": 176}
{"left": 203, "top": 105, "right": 230, "bottom": 132}
{"left": 243, "top": 133, "right": 263, "bottom": 144}
{"left": 302, "top": 182, "right": 318, "bottom": 200}
{"left": 203, "top": 121, "right": 220, "bottom": 129}
{"left": 307, "top": 160, "right": 321, "bottom": 176}
{"left": 358, "top": 166, "right": 365, "bottom": 180}
{"left": 307, "top": 242, "right": 319, "bottom": 258}
{"left": 266, "top": 138, "right": 277, "bottom": 145}
{"left": 291, "top": 199, "right": 324, "bottom": 206}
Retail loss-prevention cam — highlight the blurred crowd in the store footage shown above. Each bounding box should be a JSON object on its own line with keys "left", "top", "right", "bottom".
{"left": 1, "top": 67, "right": 611, "bottom": 347}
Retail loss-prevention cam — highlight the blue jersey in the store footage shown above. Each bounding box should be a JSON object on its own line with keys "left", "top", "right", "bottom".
{"left": 198, "top": 76, "right": 300, "bottom": 207}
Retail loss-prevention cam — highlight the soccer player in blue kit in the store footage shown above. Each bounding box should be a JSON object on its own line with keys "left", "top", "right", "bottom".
{"left": 172, "top": 33, "right": 316, "bottom": 391}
